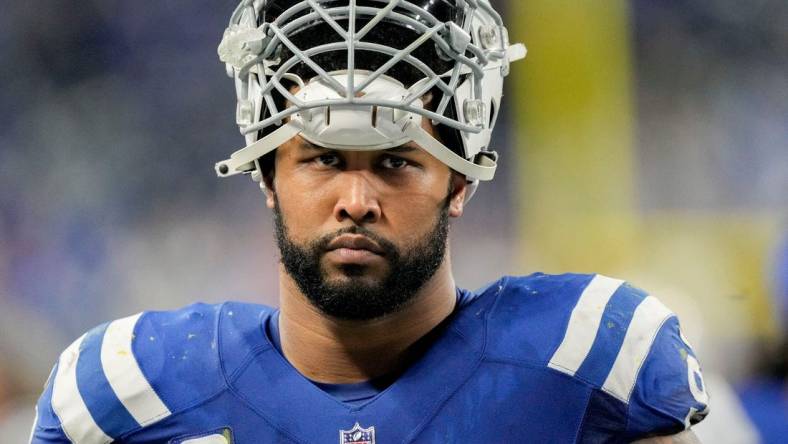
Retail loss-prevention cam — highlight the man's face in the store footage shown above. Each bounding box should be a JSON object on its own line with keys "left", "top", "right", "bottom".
{"left": 268, "top": 123, "right": 466, "bottom": 320}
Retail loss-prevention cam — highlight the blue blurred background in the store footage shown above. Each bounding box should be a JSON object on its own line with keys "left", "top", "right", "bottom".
{"left": 1, "top": 0, "right": 786, "bottom": 441}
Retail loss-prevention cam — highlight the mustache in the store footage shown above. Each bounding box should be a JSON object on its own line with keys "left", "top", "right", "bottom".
{"left": 313, "top": 226, "right": 399, "bottom": 258}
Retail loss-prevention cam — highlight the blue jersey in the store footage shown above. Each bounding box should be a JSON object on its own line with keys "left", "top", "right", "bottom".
{"left": 31, "top": 273, "right": 709, "bottom": 443}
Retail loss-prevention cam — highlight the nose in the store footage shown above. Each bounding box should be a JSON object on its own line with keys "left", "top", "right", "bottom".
{"left": 333, "top": 173, "right": 381, "bottom": 225}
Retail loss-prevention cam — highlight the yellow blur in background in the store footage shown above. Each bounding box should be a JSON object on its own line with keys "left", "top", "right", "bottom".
{"left": 512, "top": 0, "right": 782, "bottom": 342}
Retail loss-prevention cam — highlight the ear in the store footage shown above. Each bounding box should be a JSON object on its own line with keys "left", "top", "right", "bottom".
{"left": 448, "top": 173, "right": 467, "bottom": 218}
{"left": 263, "top": 175, "right": 276, "bottom": 209}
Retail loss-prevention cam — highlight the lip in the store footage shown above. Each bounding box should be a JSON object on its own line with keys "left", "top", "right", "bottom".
{"left": 326, "top": 234, "right": 385, "bottom": 255}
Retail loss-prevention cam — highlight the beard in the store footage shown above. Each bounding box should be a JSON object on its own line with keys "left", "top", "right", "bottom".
{"left": 273, "top": 199, "right": 450, "bottom": 321}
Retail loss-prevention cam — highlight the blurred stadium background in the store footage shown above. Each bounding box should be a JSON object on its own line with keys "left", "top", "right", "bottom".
{"left": 1, "top": 0, "right": 785, "bottom": 441}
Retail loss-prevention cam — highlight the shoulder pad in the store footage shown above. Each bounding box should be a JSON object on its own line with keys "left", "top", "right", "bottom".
{"left": 485, "top": 272, "right": 600, "bottom": 365}
{"left": 624, "top": 315, "right": 710, "bottom": 437}
{"left": 217, "top": 301, "right": 278, "bottom": 378}
{"left": 487, "top": 273, "right": 708, "bottom": 435}
{"left": 37, "top": 303, "right": 226, "bottom": 443}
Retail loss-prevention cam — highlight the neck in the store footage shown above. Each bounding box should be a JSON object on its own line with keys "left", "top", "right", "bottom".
{"left": 277, "top": 259, "right": 457, "bottom": 384}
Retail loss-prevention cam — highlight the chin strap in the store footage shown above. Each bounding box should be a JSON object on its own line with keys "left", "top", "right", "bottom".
{"left": 215, "top": 122, "right": 303, "bottom": 177}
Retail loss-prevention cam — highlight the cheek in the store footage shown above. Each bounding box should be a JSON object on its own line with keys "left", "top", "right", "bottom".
{"left": 378, "top": 172, "right": 450, "bottom": 232}
{"left": 274, "top": 178, "right": 335, "bottom": 239}
{"left": 380, "top": 191, "right": 445, "bottom": 240}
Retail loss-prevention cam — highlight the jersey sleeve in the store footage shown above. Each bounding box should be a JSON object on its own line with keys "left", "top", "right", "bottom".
{"left": 619, "top": 307, "right": 710, "bottom": 439}
{"left": 30, "top": 363, "right": 73, "bottom": 443}
{"left": 543, "top": 275, "right": 710, "bottom": 441}
{"left": 30, "top": 313, "right": 174, "bottom": 444}
{"left": 30, "top": 332, "right": 115, "bottom": 444}
{"left": 30, "top": 303, "right": 229, "bottom": 443}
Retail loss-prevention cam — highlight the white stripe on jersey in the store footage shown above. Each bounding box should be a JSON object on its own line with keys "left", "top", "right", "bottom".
{"left": 28, "top": 405, "right": 38, "bottom": 444}
{"left": 51, "top": 334, "right": 113, "bottom": 444}
{"left": 548, "top": 275, "right": 624, "bottom": 376}
{"left": 602, "top": 295, "right": 674, "bottom": 403}
{"left": 101, "top": 313, "right": 172, "bottom": 426}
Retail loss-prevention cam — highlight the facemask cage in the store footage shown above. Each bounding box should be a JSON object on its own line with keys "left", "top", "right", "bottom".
{"left": 216, "top": 0, "right": 525, "bottom": 190}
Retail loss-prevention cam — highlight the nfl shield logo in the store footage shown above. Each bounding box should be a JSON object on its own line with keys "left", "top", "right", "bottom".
{"left": 340, "top": 422, "right": 375, "bottom": 444}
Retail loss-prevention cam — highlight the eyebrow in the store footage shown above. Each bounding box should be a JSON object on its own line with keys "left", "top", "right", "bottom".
{"left": 385, "top": 145, "right": 419, "bottom": 154}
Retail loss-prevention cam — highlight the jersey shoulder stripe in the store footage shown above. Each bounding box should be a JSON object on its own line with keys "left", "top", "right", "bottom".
{"left": 100, "top": 313, "right": 172, "bottom": 425}
{"left": 548, "top": 275, "right": 676, "bottom": 404}
{"left": 51, "top": 334, "right": 112, "bottom": 444}
{"left": 483, "top": 273, "right": 597, "bottom": 366}
{"left": 602, "top": 295, "right": 674, "bottom": 403}
{"left": 76, "top": 321, "right": 140, "bottom": 438}
{"left": 45, "top": 312, "right": 178, "bottom": 442}
{"left": 547, "top": 274, "right": 625, "bottom": 376}
{"left": 52, "top": 313, "right": 173, "bottom": 442}
{"left": 572, "top": 282, "right": 651, "bottom": 390}
{"left": 33, "top": 302, "right": 274, "bottom": 443}
{"left": 478, "top": 273, "right": 707, "bottom": 438}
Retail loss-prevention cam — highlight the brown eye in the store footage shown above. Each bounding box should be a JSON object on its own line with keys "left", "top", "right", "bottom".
{"left": 316, "top": 153, "right": 341, "bottom": 167}
{"left": 381, "top": 156, "right": 408, "bottom": 169}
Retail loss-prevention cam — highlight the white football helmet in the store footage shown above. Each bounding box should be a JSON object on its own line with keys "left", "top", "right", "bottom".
{"left": 215, "top": 0, "right": 525, "bottom": 198}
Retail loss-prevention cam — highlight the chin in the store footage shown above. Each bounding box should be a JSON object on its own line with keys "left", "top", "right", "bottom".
{"left": 334, "top": 266, "right": 382, "bottom": 282}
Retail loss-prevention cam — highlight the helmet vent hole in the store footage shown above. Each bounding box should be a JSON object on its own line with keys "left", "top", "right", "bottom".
{"left": 325, "top": 106, "right": 331, "bottom": 126}
{"left": 371, "top": 105, "right": 378, "bottom": 128}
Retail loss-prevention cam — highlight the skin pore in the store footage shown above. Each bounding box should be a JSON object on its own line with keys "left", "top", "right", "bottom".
{"left": 264, "top": 116, "right": 468, "bottom": 384}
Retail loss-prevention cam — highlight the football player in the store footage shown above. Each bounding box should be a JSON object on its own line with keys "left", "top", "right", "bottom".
{"left": 31, "top": 1, "right": 709, "bottom": 442}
